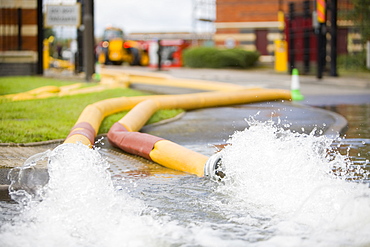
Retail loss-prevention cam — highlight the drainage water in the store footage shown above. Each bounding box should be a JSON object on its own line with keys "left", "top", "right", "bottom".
{"left": 0, "top": 104, "right": 369, "bottom": 247}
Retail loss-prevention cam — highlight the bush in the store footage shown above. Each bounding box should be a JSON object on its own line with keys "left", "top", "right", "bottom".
{"left": 338, "top": 52, "right": 368, "bottom": 71}
{"left": 183, "top": 47, "right": 260, "bottom": 69}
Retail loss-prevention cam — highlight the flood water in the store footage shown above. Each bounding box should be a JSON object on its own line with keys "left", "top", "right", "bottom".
{"left": 0, "top": 102, "right": 369, "bottom": 247}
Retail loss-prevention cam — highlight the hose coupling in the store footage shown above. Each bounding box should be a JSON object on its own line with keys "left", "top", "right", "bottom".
{"left": 204, "top": 152, "right": 225, "bottom": 181}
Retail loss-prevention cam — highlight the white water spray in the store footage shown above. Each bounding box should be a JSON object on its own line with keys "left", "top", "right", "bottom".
{"left": 0, "top": 120, "right": 369, "bottom": 247}
{"left": 216, "top": 119, "right": 370, "bottom": 246}
{"left": 0, "top": 143, "right": 193, "bottom": 247}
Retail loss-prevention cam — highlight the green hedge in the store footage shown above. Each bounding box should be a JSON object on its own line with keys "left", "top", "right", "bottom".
{"left": 338, "top": 52, "right": 368, "bottom": 71}
{"left": 183, "top": 47, "right": 260, "bottom": 69}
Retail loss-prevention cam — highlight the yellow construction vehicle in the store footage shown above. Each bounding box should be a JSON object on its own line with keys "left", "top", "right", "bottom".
{"left": 96, "top": 27, "right": 149, "bottom": 66}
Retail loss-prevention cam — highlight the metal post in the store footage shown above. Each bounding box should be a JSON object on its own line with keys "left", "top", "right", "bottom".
{"left": 76, "top": 0, "right": 83, "bottom": 73}
{"left": 317, "top": 24, "right": 324, "bottom": 79}
{"left": 303, "top": 1, "right": 310, "bottom": 74}
{"left": 316, "top": 0, "right": 326, "bottom": 79}
{"left": 83, "top": 0, "right": 94, "bottom": 81}
{"left": 37, "top": 0, "right": 43, "bottom": 75}
{"left": 91, "top": 0, "right": 95, "bottom": 65}
{"left": 303, "top": 30, "right": 311, "bottom": 74}
{"left": 288, "top": 3, "right": 295, "bottom": 73}
{"left": 329, "top": 0, "right": 338, "bottom": 76}
{"left": 157, "top": 39, "right": 162, "bottom": 71}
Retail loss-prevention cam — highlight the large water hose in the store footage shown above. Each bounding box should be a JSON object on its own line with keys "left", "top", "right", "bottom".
{"left": 64, "top": 69, "right": 291, "bottom": 177}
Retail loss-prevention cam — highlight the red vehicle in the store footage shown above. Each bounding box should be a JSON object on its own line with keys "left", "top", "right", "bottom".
{"left": 148, "top": 39, "right": 190, "bottom": 68}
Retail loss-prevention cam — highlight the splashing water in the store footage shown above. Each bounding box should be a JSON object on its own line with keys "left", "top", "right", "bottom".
{"left": 0, "top": 143, "right": 196, "bottom": 247}
{"left": 216, "top": 119, "right": 370, "bottom": 246}
{"left": 0, "top": 120, "right": 369, "bottom": 247}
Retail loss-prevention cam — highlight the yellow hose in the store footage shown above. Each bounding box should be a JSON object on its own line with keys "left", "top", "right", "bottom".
{"left": 149, "top": 140, "right": 208, "bottom": 177}
{"left": 65, "top": 70, "right": 292, "bottom": 176}
{"left": 113, "top": 89, "right": 291, "bottom": 132}
{"left": 107, "top": 88, "right": 291, "bottom": 176}
{"left": 118, "top": 99, "right": 160, "bottom": 132}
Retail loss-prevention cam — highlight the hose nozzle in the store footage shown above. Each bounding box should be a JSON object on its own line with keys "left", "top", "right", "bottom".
{"left": 204, "top": 153, "right": 225, "bottom": 181}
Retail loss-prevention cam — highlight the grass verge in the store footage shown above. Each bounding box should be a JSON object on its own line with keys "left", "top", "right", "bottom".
{"left": 0, "top": 76, "right": 183, "bottom": 143}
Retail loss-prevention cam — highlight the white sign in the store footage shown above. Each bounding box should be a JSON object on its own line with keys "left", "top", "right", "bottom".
{"left": 45, "top": 4, "right": 81, "bottom": 27}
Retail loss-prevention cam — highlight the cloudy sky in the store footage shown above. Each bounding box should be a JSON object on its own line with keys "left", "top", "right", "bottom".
{"left": 94, "top": 0, "right": 194, "bottom": 36}
{"left": 46, "top": 0, "right": 215, "bottom": 39}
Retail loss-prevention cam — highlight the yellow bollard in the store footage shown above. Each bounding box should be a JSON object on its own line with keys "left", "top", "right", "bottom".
{"left": 274, "top": 40, "right": 288, "bottom": 73}
{"left": 43, "top": 36, "right": 54, "bottom": 70}
{"left": 43, "top": 39, "right": 50, "bottom": 70}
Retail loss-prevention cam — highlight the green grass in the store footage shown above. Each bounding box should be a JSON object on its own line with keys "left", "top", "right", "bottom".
{"left": 0, "top": 76, "right": 183, "bottom": 143}
{"left": 0, "top": 76, "right": 81, "bottom": 95}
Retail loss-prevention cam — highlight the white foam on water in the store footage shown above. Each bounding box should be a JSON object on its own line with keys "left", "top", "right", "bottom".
{"left": 1, "top": 119, "right": 370, "bottom": 247}
{"left": 215, "top": 119, "right": 370, "bottom": 246}
{"left": 0, "top": 143, "right": 196, "bottom": 247}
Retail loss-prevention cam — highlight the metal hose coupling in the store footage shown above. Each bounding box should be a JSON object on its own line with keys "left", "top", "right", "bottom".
{"left": 204, "top": 152, "right": 225, "bottom": 181}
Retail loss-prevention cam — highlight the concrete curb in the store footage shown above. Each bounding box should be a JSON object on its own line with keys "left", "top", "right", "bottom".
{"left": 0, "top": 139, "right": 64, "bottom": 147}
{"left": 312, "top": 107, "right": 348, "bottom": 138}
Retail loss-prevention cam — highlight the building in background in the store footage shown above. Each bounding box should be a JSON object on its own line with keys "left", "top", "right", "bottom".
{"left": 0, "top": 0, "right": 41, "bottom": 76}
{"left": 0, "top": 0, "right": 364, "bottom": 76}
{"left": 214, "top": 0, "right": 360, "bottom": 63}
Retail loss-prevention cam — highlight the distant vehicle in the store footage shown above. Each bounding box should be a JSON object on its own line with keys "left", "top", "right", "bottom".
{"left": 96, "top": 27, "right": 149, "bottom": 66}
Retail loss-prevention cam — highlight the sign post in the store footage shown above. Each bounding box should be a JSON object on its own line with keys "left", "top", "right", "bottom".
{"left": 45, "top": 3, "right": 94, "bottom": 81}
{"left": 45, "top": 4, "right": 81, "bottom": 27}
